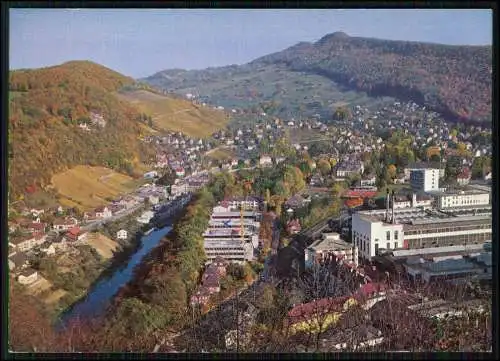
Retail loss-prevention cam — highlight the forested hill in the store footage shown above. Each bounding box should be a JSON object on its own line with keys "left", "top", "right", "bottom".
{"left": 8, "top": 61, "right": 155, "bottom": 201}
{"left": 143, "top": 32, "right": 492, "bottom": 124}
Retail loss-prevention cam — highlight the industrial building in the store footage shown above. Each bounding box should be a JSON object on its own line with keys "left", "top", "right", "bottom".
{"left": 427, "top": 185, "right": 491, "bottom": 210}
{"left": 352, "top": 191, "right": 492, "bottom": 261}
{"left": 203, "top": 201, "right": 262, "bottom": 264}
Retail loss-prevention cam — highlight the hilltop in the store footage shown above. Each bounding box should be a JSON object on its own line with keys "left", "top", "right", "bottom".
{"left": 143, "top": 32, "right": 492, "bottom": 124}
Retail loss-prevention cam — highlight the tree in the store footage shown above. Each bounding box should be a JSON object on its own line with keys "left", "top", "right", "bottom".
{"left": 317, "top": 159, "right": 332, "bottom": 176}
{"left": 386, "top": 164, "right": 397, "bottom": 180}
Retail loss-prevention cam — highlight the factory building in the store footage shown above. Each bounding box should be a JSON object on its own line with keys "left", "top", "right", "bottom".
{"left": 352, "top": 190, "right": 492, "bottom": 261}
{"left": 427, "top": 185, "right": 490, "bottom": 210}
{"left": 203, "top": 203, "right": 262, "bottom": 264}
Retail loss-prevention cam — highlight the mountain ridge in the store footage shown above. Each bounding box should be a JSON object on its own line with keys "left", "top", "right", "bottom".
{"left": 143, "top": 32, "right": 492, "bottom": 124}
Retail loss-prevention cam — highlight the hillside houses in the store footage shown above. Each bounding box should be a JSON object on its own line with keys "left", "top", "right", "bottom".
{"left": 90, "top": 112, "right": 106, "bottom": 127}
{"left": 52, "top": 217, "right": 79, "bottom": 231}
{"left": 9, "top": 233, "right": 47, "bottom": 252}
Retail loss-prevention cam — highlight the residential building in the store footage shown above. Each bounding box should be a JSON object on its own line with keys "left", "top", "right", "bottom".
{"left": 360, "top": 174, "right": 376, "bottom": 187}
{"left": 64, "top": 227, "right": 88, "bottom": 243}
{"left": 52, "top": 217, "right": 78, "bottom": 231}
{"left": 148, "top": 195, "right": 160, "bottom": 205}
{"left": 95, "top": 206, "right": 113, "bottom": 219}
{"left": 117, "top": 229, "right": 128, "bottom": 240}
{"left": 8, "top": 252, "right": 29, "bottom": 271}
{"left": 259, "top": 155, "right": 273, "bottom": 167}
{"left": 457, "top": 168, "right": 471, "bottom": 185}
{"left": 305, "top": 233, "right": 358, "bottom": 269}
{"left": 17, "top": 268, "right": 38, "bottom": 285}
{"left": 137, "top": 210, "right": 155, "bottom": 224}
{"left": 405, "top": 162, "right": 445, "bottom": 180}
{"left": 410, "top": 168, "right": 440, "bottom": 192}
{"left": 9, "top": 234, "right": 47, "bottom": 252}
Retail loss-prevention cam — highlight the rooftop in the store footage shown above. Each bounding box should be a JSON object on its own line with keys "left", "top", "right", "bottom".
{"left": 427, "top": 186, "right": 490, "bottom": 197}
{"left": 356, "top": 207, "right": 491, "bottom": 226}
{"left": 391, "top": 243, "right": 490, "bottom": 259}
{"left": 309, "top": 237, "right": 352, "bottom": 252}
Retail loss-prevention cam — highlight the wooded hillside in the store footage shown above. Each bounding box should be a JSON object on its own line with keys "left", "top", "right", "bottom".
{"left": 8, "top": 61, "right": 155, "bottom": 201}
{"left": 144, "top": 32, "right": 492, "bottom": 124}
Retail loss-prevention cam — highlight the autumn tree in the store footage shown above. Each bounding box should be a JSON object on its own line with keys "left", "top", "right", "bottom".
{"left": 317, "top": 159, "right": 332, "bottom": 176}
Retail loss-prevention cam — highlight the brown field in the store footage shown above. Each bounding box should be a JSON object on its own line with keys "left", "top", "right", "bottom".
{"left": 86, "top": 232, "right": 119, "bottom": 259}
{"left": 51, "top": 165, "right": 141, "bottom": 211}
{"left": 116, "top": 90, "right": 229, "bottom": 138}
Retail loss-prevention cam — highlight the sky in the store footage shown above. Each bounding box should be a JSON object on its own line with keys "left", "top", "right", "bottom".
{"left": 10, "top": 8, "right": 492, "bottom": 78}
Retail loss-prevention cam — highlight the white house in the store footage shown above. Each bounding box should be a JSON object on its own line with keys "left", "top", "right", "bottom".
{"left": 95, "top": 206, "right": 113, "bottom": 219}
{"left": 52, "top": 217, "right": 78, "bottom": 231}
{"left": 259, "top": 155, "right": 273, "bottom": 167}
{"left": 17, "top": 268, "right": 38, "bottom": 285}
{"left": 117, "top": 229, "right": 128, "bottom": 240}
{"left": 148, "top": 195, "right": 160, "bottom": 205}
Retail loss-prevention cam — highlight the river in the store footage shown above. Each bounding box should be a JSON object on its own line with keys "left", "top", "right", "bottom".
{"left": 56, "top": 225, "right": 173, "bottom": 330}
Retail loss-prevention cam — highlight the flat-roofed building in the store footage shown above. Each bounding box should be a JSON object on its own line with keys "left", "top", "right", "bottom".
{"left": 427, "top": 186, "right": 490, "bottom": 210}
{"left": 203, "top": 202, "right": 262, "bottom": 264}
{"left": 410, "top": 168, "right": 440, "bottom": 192}
{"left": 352, "top": 206, "right": 491, "bottom": 261}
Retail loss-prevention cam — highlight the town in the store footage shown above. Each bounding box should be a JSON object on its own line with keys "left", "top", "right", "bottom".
{"left": 8, "top": 94, "right": 492, "bottom": 352}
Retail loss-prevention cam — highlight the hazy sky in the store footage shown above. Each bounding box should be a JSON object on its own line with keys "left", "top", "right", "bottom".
{"left": 10, "top": 8, "right": 492, "bottom": 78}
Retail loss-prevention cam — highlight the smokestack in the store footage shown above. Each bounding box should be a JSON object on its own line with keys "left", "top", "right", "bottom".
{"left": 385, "top": 188, "right": 390, "bottom": 222}
{"left": 391, "top": 190, "right": 396, "bottom": 224}
{"left": 412, "top": 193, "right": 417, "bottom": 208}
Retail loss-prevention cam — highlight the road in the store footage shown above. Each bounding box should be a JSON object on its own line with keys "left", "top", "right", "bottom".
{"left": 80, "top": 203, "right": 145, "bottom": 232}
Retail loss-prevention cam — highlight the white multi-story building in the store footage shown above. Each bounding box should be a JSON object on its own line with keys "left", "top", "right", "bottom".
{"left": 203, "top": 203, "right": 262, "bottom": 264}
{"left": 410, "top": 168, "right": 440, "bottom": 192}
{"left": 352, "top": 207, "right": 492, "bottom": 261}
{"left": 427, "top": 187, "right": 490, "bottom": 210}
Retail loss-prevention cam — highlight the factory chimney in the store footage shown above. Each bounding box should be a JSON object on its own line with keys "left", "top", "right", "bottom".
{"left": 412, "top": 193, "right": 417, "bottom": 208}
{"left": 391, "top": 190, "right": 396, "bottom": 224}
{"left": 385, "top": 188, "right": 390, "bottom": 222}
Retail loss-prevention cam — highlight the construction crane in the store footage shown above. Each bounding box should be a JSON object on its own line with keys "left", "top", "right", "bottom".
{"left": 240, "top": 179, "right": 253, "bottom": 243}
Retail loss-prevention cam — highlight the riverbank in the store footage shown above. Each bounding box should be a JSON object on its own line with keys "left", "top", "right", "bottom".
{"left": 55, "top": 194, "right": 192, "bottom": 330}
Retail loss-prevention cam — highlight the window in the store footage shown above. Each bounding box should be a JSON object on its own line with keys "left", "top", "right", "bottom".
{"left": 386, "top": 231, "right": 391, "bottom": 241}
{"left": 394, "top": 242, "right": 398, "bottom": 249}
{"left": 394, "top": 231, "right": 399, "bottom": 240}
{"left": 386, "top": 242, "right": 390, "bottom": 250}
{"left": 375, "top": 238, "right": 379, "bottom": 243}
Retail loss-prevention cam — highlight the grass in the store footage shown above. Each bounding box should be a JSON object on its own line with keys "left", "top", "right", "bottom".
{"left": 51, "top": 165, "right": 141, "bottom": 211}
{"left": 116, "top": 90, "right": 229, "bottom": 138}
{"left": 205, "top": 147, "right": 234, "bottom": 161}
{"left": 287, "top": 127, "right": 330, "bottom": 144}
{"left": 86, "top": 232, "right": 119, "bottom": 259}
